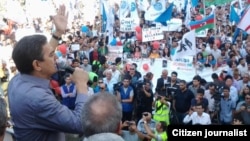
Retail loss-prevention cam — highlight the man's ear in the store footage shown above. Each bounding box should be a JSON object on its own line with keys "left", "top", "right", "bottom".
{"left": 116, "top": 121, "right": 123, "bottom": 135}
{"left": 32, "top": 60, "right": 42, "bottom": 72}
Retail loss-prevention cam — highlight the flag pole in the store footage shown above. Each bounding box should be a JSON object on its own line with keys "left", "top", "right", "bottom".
{"left": 203, "top": 0, "right": 206, "bottom": 16}
{"left": 214, "top": 7, "right": 217, "bottom": 37}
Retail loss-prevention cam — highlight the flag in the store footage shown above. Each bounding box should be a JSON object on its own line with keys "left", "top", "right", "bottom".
{"left": 119, "top": 0, "right": 130, "bottom": 19}
{"left": 128, "top": 0, "right": 140, "bottom": 25}
{"left": 184, "top": 1, "right": 191, "bottom": 29}
{"left": 137, "top": 0, "right": 150, "bottom": 11}
{"left": 101, "top": 0, "right": 108, "bottom": 32}
{"left": 191, "top": 0, "right": 198, "bottom": 7}
{"left": 144, "top": 0, "right": 173, "bottom": 25}
{"left": 205, "top": 0, "right": 233, "bottom": 6}
{"left": 237, "top": 7, "right": 250, "bottom": 34}
{"left": 154, "top": 3, "right": 174, "bottom": 25}
{"left": 173, "top": 30, "right": 196, "bottom": 59}
{"left": 229, "top": 1, "right": 240, "bottom": 23}
{"left": 189, "top": 14, "right": 215, "bottom": 32}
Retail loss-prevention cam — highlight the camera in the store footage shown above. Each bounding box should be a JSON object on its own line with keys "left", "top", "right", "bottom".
{"left": 157, "top": 96, "right": 162, "bottom": 100}
{"left": 127, "top": 121, "right": 134, "bottom": 126}
{"left": 247, "top": 106, "right": 250, "bottom": 110}
{"left": 113, "top": 82, "right": 123, "bottom": 92}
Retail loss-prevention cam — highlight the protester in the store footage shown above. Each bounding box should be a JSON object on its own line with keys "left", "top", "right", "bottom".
{"left": 8, "top": 5, "right": 89, "bottom": 141}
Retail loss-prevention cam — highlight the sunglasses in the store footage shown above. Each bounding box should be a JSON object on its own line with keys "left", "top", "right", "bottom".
{"left": 130, "top": 68, "right": 135, "bottom": 70}
{"left": 100, "top": 87, "right": 105, "bottom": 89}
{"left": 98, "top": 81, "right": 103, "bottom": 83}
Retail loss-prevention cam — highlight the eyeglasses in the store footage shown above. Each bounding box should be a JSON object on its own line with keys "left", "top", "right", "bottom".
{"left": 130, "top": 68, "right": 135, "bottom": 70}
{"left": 98, "top": 82, "right": 103, "bottom": 83}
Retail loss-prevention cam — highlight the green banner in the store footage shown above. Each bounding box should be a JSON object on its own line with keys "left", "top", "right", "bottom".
{"left": 205, "top": 0, "right": 233, "bottom": 6}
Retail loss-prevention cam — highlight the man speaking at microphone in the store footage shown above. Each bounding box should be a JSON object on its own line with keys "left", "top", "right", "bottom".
{"left": 8, "top": 5, "right": 89, "bottom": 141}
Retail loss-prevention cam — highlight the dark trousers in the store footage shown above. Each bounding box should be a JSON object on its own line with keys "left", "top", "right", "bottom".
{"left": 175, "top": 112, "right": 187, "bottom": 125}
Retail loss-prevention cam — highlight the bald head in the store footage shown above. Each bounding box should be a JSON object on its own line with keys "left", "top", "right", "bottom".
{"left": 82, "top": 93, "right": 122, "bottom": 137}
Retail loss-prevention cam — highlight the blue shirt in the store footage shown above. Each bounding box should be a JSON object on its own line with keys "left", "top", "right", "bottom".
{"left": 8, "top": 74, "right": 88, "bottom": 141}
{"left": 220, "top": 97, "right": 236, "bottom": 123}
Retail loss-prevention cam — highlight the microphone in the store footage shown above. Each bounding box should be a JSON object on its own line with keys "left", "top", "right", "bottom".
{"left": 64, "top": 66, "right": 75, "bottom": 74}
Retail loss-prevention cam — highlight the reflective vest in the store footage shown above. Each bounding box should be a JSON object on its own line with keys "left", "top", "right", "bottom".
{"left": 153, "top": 100, "right": 170, "bottom": 125}
{"left": 152, "top": 131, "right": 168, "bottom": 141}
{"left": 92, "top": 60, "right": 101, "bottom": 68}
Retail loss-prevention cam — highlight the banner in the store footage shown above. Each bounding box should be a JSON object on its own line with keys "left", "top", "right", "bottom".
{"left": 142, "top": 27, "right": 164, "bottom": 42}
{"left": 120, "top": 18, "right": 136, "bottom": 32}
{"left": 161, "top": 18, "right": 183, "bottom": 31}
{"left": 107, "top": 46, "right": 123, "bottom": 64}
{"left": 126, "top": 58, "right": 228, "bottom": 93}
{"left": 169, "top": 56, "right": 194, "bottom": 73}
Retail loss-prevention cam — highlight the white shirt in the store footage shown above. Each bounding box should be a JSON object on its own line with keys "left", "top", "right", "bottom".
{"left": 183, "top": 112, "right": 211, "bottom": 125}
{"left": 204, "top": 90, "right": 215, "bottom": 112}
{"left": 237, "top": 63, "right": 248, "bottom": 76}
{"left": 111, "top": 69, "right": 121, "bottom": 82}
{"left": 103, "top": 77, "right": 118, "bottom": 94}
{"left": 229, "top": 86, "right": 238, "bottom": 103}
{"left": 87, "top": 87, "right": 94, "bottom": 96}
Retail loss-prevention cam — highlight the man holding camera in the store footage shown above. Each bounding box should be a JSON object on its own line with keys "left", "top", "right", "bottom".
{"left": 137, "top": 112, "right": 156, "bottom": 141}
{"left": 142, "top": 113, "right": 168, "bottom": 141}
{"left": 136, "top": 81, "right": 154, "bottom": 121}
{"left": 153, "top": 95, "right": 170, "bottom": 125}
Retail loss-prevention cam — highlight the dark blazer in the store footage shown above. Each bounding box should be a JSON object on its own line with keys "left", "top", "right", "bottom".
{"left": 155, "top": 76, "right": 171, "bottom": 95}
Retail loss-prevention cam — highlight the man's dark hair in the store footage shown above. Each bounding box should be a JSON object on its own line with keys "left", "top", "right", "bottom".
{"left": 179, "top": 80, "right": 186, "bottom": 85}
{"left": 193, "top": 75, "right": 201, "bottom": 82}
{"left": 12, "top": 35, "right": 47, "bottom": 74}
{"left": 195, "top": 103, "right": 204, "bottom": 109}
{"left": 171, "top": 71, "right": 178, "bottom": 77}
{"left": 211, "top": 73, "right": 219, "bottom": 79}
{"left": 72, "top": 59, "right": 80, "bottom": 64}
{"left": 223, "top": 86, "right": 230, "bottom": 91}
{"left": 159, "top": 121, "right": 167, "bottom": 132}
{"left": 197, "top": 88, "right": 204, "bottom": 95}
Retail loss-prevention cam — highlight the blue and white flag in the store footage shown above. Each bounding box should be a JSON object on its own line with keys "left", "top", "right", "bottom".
{"left": 101, "top": 0, "right": 108, "bottom": 32}
{"left": 119, "top": 0, "right": 130, "bottom": 19}
{"left": 145, "top": 1, "right": 173, "bottom": 25}
{"left": 144, "top": 0, "right": 166, "bottom": 21}
{"left": 128, "top": 0, "right": 140, "bottom": 25}
{"left": 137, "top": 0, "right": 150, "bottom": 11}
{"left": 229, "top": 0, "right": 243, "bottom": 24}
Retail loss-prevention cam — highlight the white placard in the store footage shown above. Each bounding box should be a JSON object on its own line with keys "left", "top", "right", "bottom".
{"left": 71, "top": 44, "right": 80, "bottom": 51}
{"left": 142, "top": 27, "right": 164, "bottom": 42}
{"left": 120, "top": 18, "right": 136, "bottom": 32}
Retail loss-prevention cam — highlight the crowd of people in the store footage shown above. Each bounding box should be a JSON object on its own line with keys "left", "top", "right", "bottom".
{"left": 0, "top": 0, "right": 250, "bottom": 141}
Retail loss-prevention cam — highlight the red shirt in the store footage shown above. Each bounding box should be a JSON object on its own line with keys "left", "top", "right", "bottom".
{"left": 93, "top": 51, "right": 98, "bottom": 61}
